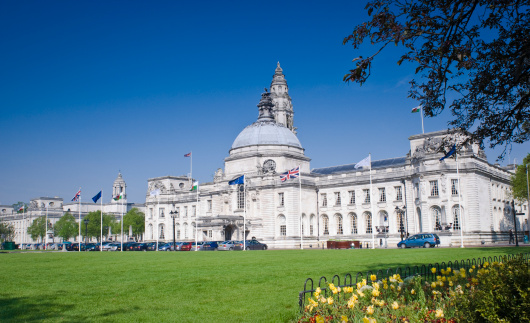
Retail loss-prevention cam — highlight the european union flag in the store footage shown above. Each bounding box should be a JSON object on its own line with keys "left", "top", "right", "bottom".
{"left": 439, "top": 145, "right": 456, "bottom": 161}
{"left": 92, "top": 191, "right": 102, "bottom": 203}
{"left": 228, "top": 175, "right": 245, "bottom": 185}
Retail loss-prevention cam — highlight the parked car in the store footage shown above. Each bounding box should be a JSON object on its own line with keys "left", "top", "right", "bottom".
{"left": 218, "top": 240, "right": 239, "bottom": 251}
{"left": 190, "top": 241, "right": 205, "bottom": 251}
{"left": 101, "top": 243, "right": 119, "bottom": 251}
{"left": 158, "top": 243, "right": 173, "bottom": 251}
{"left": 121, "top": 241, "right": 137, "bottom": 251}
{"left": 235, "top": 239, "right": 268, "bottom": 250}
{"left": 180, "top": 242, "right": 193, "bottom": 251}
{"left": 132, "top": 243, "right": 149, "bottom": 251}
{"left": 397, "top": 233, "right": 440, "bottom": 248}
{"left": 201, "top": 241, "right": 221, "bottom": 251}
{"left": 147, "top": 242, "right": 158, "bottom": 251}
{"left": 72, "top": 243, "right": 86, "bottom": 251}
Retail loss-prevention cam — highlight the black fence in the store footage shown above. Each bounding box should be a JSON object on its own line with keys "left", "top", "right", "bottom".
{"left": 298, "top": 252, "right": 530, "bottom": 313}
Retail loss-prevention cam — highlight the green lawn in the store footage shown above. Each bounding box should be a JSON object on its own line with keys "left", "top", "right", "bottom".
{"left": 0, "top": 247, "right": 528, "bottom": 322}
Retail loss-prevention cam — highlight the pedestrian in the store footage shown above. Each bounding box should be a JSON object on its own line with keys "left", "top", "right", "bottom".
{"left": 509, "top": 229, "right": 514, "bottom": 244}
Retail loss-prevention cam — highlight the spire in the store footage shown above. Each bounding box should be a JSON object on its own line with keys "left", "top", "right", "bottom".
{"left": 270, "top": 62, "right": 296, "bottom": 133}
{"left": 257, "top": 89, "right": 275, "bottom": 121}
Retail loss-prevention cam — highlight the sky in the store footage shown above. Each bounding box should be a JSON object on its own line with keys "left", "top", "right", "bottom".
{"left": 1, "top": 1, "right": 529, "bottom": 206}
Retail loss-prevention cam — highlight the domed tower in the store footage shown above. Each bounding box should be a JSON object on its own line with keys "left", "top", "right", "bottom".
{"left": 270, "top": 62, "right": 295, "bottom": 133}
{"left": 112, "top": 172, "right": 127, "bottom": 202}
{"left": 224, "top": 88, "right": 310, "bottom": 178}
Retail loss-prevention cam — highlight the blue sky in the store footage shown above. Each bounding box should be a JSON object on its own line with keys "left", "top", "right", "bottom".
{"left": 1, "top": 1, "right": 528, "bottom": 206}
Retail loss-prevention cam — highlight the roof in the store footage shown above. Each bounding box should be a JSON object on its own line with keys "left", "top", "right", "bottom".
{"left": 311, "top": 157, "right": 407, "bottom": 175}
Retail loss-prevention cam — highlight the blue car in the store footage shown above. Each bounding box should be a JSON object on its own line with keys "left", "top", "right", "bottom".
{"left": 397, "top": 233, "right": 440, "bottom": 248}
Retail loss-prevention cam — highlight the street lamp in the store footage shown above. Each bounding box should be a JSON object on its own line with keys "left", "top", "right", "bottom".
{"left": 84, "top": 218, "right": 89, "bottom": 251}
{"left": 395, "top": 206, "right": 406, "bottom": 241}
{"left": 170, "top": 210, "right": 178, "bottom": 251}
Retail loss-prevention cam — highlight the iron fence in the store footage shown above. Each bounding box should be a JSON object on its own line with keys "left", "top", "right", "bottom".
{"left": 298, "top": 252, "right": 530, "bottom": 313}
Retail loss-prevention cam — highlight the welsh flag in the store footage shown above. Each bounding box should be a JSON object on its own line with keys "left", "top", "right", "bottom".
{"left": 113, "top": 193, "right": 123, "bottom": 201}
{"left": 190, "top": 181, "right": 198, "bottom": 191}
{"left": 411, "top": 106, "right": 421, "bottom": 113}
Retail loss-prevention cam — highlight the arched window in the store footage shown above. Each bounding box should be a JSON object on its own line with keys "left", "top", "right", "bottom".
{"left": 310, "top": 214, "right": 316, "bottom": 235}
{"left": 191, "top": 222, "right": 196, "bottom": 238}
{"left": 452, "top": 205, "right": 462, "bottom": 230}
{"left": 302, "top": 213, "right": 307, "bottom": 236}
{"left": 431, "top": 206, "right": 442, "bottom": 231}
{"left": 237, "top": 185, "right": 245, "bottom": 209}
{"left": 277, "top": 215, "right": 286, "bottom": 236}
{"left": 159, "top": 224, "right": 165, "bottom": 239}
{"left": 350, "top": 213, "right": 358, "bottom": 234}
{"left": 176, "top": 223, "right": 181, "bottom": 240}
{"left": 364, "top": 212, "right": 372, "bottom": 234}
{"left": 148, "top": 223, "right": 153, "bottom": 240}
{"left": 183, "top": 222, "right": 188, "bottom": 239}
{"left": 335, "top": 214, "right": 343, "bottom": 234}
{"left": 322, "top": 215, "right": 329, "bottom": 235}
{"left": 379, "top": 210, "right": 388, "bottom": 233}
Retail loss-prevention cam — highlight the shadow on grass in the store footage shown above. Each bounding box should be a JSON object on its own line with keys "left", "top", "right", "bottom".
{"left": 0, "top": 294, "right": 138, "bottom": 322}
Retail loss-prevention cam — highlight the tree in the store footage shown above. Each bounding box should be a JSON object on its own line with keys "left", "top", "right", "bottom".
{"left": 54, "top": 212, "right": 78, "bottom": 242}
{"left": 0, "top": 222, "right": 15, "bottom": 242}
{"left": 123, "top": 208, "right": 145, "bottom": 240}
{"left": 27, "top": 216, "right": 50, "bottom": 242}
{"left": 343, "top": 0, "right": 529, "bottom": 157}
{"left": 511, "top": 153, "right": 530, "bottom": 202}
{"left": 82, "top": 211, "right": 117, "bottom": 241}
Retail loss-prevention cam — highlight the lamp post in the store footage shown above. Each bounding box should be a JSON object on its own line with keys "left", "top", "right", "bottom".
{"left": 170, "top": 210, "right": 178, "bottom": 251}
{"left": 84, "top": 218, "right": 89, "bottom": 251}
{"left": 395, "top": 206, "right": 406, "bottom": 241}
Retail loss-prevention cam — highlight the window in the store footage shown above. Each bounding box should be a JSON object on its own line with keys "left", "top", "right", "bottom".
{"left": 379, "top": 188, "right": 386, "bottom": 202}
{"left": 349, "top": 191, "right": 355, "bottom": 204}
{"left": 278, "top": 215, "right": 286, "bottom": 236}
{"left": 159, "top": 225, "right": 165, "bottom": 239}
{"left": 184, "top": 206, "right": 188, "bottom": 217}
{"left": 237, "top": 185, "right": 245, "bottom": 209}
{"left": 452, "top": 205, "right": 461, "bottom": 230}
{"left": 350, "top": 213, "right": 358, "bottom": 234}
{"left": 176, "top": 224, "right": 180, "bottom": 240}
{"left": 207, "top": 200, "right": 212, "bottom": 212}
{"left": 335, "top": 192, "right": 341, "bottom": 206}
{"left": 184, "top": 223, "right": 188, "bottom": 238}
{"left": 310, "top": 214, "right": 315, "bottom": 235}
{"left": 159, "top": 208, "right": 165, "bottom": 218}
{"left": 363, "top": 189, "right": 370, "bottom": 203}
{"left": 322, "top": 215, "right": 329, "bottom": 235}
{"left": 395, "top": 186, "right": 402, "bottom": 201}
{"left": 432, "top": 207, "right": 442, "bottom": 230}
{"left": 321, "top": 193, "right": 327, "bottom": 207}
{"left": 451, "top": 179, "right": 459, "bottom": 196}
{"left": 279, "top": 192, "right": 285, "bottom": 207}
{"left": 149, "top": 208, "right": 153, "bottom": 219}
{"left": 208, "top": 230, "right": 212, "bottom": 238}
{"left": 365, "top": 213, "right": 372, "bottom": 233}
{"left": 336, "top": 214, "right": 343, "bottom": 234}
{"left": 430, "top": 181, "right": 439, "bottom": 197}
{"left": 175, "top": 207, "right": 180, "bottom": 218}
{"left": 192, "top": 205, "right": 196, "bottom": 216}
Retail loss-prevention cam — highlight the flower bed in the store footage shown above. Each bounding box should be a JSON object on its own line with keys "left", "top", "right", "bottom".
{"left": 327, "top": 241, "right": 360, "bottom": 249}
{"left": 296, "top": 256, "right": 530, "bottom": 322}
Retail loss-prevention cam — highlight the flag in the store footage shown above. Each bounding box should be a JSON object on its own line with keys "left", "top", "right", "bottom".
{"left": 439, "top": 144, "right": 456, "bottom": 161}
{"left": 354, "top": 156, "right": 371, "bottom": 169}
{"left": 150, "top": 189, "right": 160, "bottom": 196}
{"left": 113, "top": 193, "right": 124, "bottom": 201}
{"left": 72, "top": 190, "right": 81, "bottom": 202}
{"left": 92, "top": 191, "right": 102, "bottom": 203}
{"left": 18, "top": 206, "right": 24, "bottom": 212}
{"left": 190, "top": 181, "right": 198, "bottom": 191}
{"left": 229, "top": 175, "right": 245, "bottom": 185}
{"left": 184, "top": 152, "right": 191, "bottom": 157}
{"left": 280, "top": 166, "right": 300, "bottom": 182}
{"left": 411, "top": 106, "right": 421, "bottom": 113}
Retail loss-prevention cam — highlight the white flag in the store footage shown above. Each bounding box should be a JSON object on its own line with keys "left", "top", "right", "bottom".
{"left": 354, "top": 155, "right": 371, "bottom": 169}
{"left": 150, "top": 189, "right": 160, "bottom": 196}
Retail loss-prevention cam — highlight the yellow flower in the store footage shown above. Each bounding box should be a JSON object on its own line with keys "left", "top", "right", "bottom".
{"left": 329, "top": 283, "right": 335, "bottom": 290}
{"left": 357, "top": 290, "right": 365, "bottom": 297}
{"left": 431, "top": 282, "right": 437, "bottom": 289}
{"left": 390, "top": 284, "right": 395, "bottom": 290}
{"left": 370, "top": 274, "right": 377, "bottom": 281}
{"left": 435, "top": 309, "right": 444, "bottom": 318}
{"left": 362, "top": 279, "right": 367, "bottom": 286}
{"left": 372, "top": 289, "right": 381, "bottom": 297}
{"left": 363, "top": 317, "right": 377, "bottom": 323}
{"left": 327, "top": 297, "right": 334, "bottom": 305}
{"left": 366, "top": 305, "right": 374, "bottom": 315}
{"left": 466, "top": 283, "right": 470, "bottom": 288}
{"left": 446, "top": 267, "right": 452, "bottom": 273}
{"left": 411, "top": 289, "right": 415, "bottom": 295}
{"left": 372, "top": 282, "right": 380, "bottom": 290}
{"left": 439, "top": 281, "right": 444, "bottom": 287}
{"left": 469, "top": 268, "right": 473, "bottom": 273}
{"left": 484, "top": 262, "right": 489, "bottom": 268}
{"left": 341, "top": 315, "right": 349, "bottom": 323}
{"left": 431, "top": 268, "right": 437, "bottom": 274}
{"left": 347, "top": 296, "right": 358, "bottom": 309}
{"left": 316, "top": 315, "right": 325, "bottom": 323}
{"left": 383, "top": 284, "right": 388, "bottom": 290}
{"left": 357, "top": 282, "right": 362, "bottom": 289}
{"left": 441, "top": 269, "right": 446, "bottom": 275}
{"left": 392, "top": 301, "right": 399, "bottom": 310}
{"left": 472, "top": 265, "right": 476, "bottom": 269}
{"left": 449, "top": 281, "right": 453, "bottom": 287}
{"left": 320, "top": 296, "right": 327, "bottom": 303}
{"left": 397, "top": 286, "right": 402, "bottom": 292}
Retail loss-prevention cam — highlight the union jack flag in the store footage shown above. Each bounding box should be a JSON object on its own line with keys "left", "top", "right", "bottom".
{"left": 71, "top": 190, "right": 81, "bottom": 202}
{"left": 280, "top": 166, "right": 300, "bottom": 182}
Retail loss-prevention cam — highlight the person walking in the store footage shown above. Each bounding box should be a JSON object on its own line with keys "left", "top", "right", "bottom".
{"left": 509, "top": 229, "right": 514, "bottom": 244}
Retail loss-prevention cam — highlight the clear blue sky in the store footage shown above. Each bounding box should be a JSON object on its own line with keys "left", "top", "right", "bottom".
{"left": 1, "top": 1, "right": 528, "bottom": 206}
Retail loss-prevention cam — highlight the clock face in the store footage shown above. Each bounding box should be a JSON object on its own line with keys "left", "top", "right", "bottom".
{"left": 263, "top": 159, "right": 276, "bottom": 173}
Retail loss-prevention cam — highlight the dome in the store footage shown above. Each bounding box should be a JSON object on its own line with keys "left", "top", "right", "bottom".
{"left": 231, "top": 120, "right": 302, "bottom": 150}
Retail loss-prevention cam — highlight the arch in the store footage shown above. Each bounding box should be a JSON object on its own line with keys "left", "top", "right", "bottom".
{"left": 335, "top": 213, "right": 343, "bottom": 235}
{"left": 349, "top": 212, "right": 358, "bottom": 234}
{"left": 159, "top": 224, "right": 165, "bottom": 239}
{"left": 452, "top": 204, "right": 463, "bottom": 230}
{"left": 277, "top": 214, "right": 287, "bottom": 237}
{"left": 363, "top": 211, "right": 372, "bottom": 234}
{"left": 430, "top": 206, "right": 442, "bottom": 231}
{"left": 321, "top": 214, "right": 329, "bottom": 235}
{"left": 378, "top": 210, "right": 388, "bottom": 233}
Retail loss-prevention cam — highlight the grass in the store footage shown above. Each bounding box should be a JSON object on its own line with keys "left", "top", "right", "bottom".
{"left": 0, "top": 247, "right": 528, "bottom": 322}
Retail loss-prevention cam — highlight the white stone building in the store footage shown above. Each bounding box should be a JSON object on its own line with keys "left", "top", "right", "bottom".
{"left": 145, "top": 63, "right": 527, "bottom": 248}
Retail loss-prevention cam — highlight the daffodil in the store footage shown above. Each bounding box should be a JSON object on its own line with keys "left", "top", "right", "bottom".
{"left": 366, "top": 305, "right": 374, "bottom": 315}
{"left": 370, "top": 274, "right": 377, "bottom": 281}
{"left": 431, "top": 268, "right": 437, "bottom": 274}
{"left": 341, "top": 315, "right": 349, "bottom": 323}
{"left": 316, "top": 315, "right": 325, "bottom": 323}
{"left": 372, "top": 289, "right": 380, "bottom": 297}
{"left": 435, "top": 309, "right": 444, "bottom": 318}
{"left": 327, "top": 297, "right": 334, "bottom": 305}
{"left": 411, "top": 289, "right": 415, "bottom": 295}
{"left": 392, "top": 301, "right": 399, "bottom": 310}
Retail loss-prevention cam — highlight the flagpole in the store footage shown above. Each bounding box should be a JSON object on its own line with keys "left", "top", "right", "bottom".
{"left": 100, "top": 190, "right": 103, "bottom": 252}
{"left": 243, "top": 175, "right": 246, "bottom": 251}
{"left": 456, "top": 153, "right": 464, "bottom": 248}
{"left": 156, "top": 195, "right": 159, "bottom": 251}
{"left": 45, "top": 204, "right": 48, "bottom": 250}
{"left": 195, "top": 182, "right": 199, "bottom": 251}
{"left": 420, "top": 106, "right": 425, "bottom": 134}
{"left": 121, "top": 195, "right": 124, "bottom": 252}
{"left": 190, "top": 151, "right": 193, "bottom": 185}
{"left": 78, "top": 188, "right": 81, "bottom": 253}
{"left": 299, "top": 165, "right": 303, "bottom": 250}
{"left": 369, "top": 154, "right": 375, "bottom": 249}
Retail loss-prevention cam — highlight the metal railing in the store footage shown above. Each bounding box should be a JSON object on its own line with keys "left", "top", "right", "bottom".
{"left": 298, "top": 252, "right": 529, "bottom": 313}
